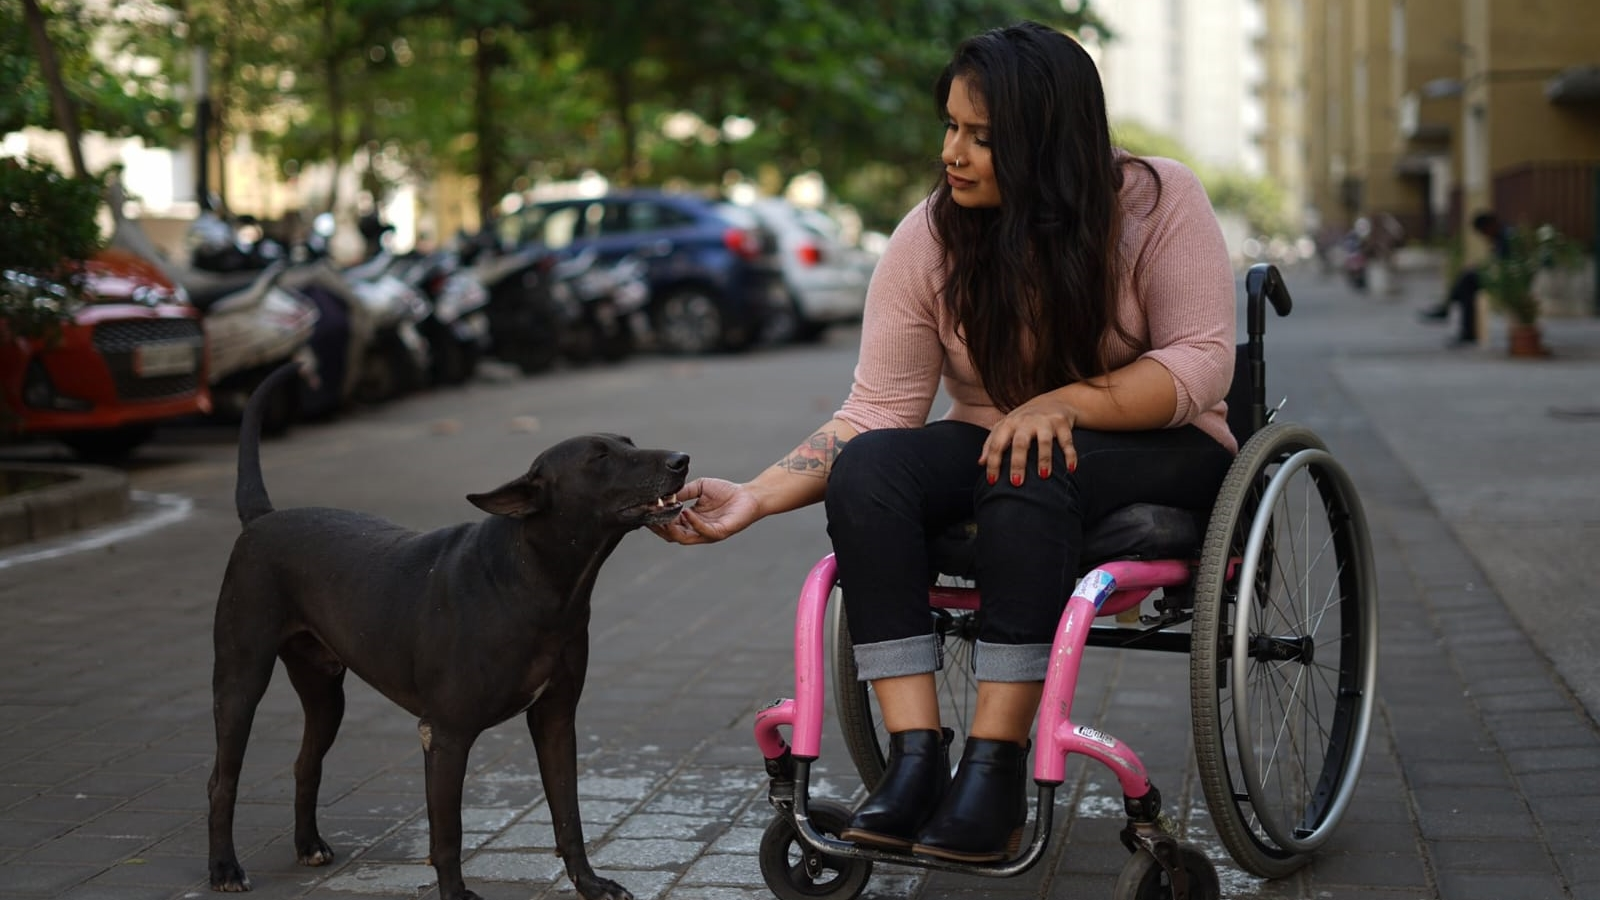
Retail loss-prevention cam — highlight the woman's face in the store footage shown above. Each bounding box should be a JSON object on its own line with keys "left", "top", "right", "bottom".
{"left": 941, "top": 74, "right": 1001, "bottom": 208}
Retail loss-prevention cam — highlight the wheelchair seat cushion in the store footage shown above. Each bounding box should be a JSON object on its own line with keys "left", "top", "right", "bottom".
{"left": 926, "top": 503, "right": 1207, "bottom": 580}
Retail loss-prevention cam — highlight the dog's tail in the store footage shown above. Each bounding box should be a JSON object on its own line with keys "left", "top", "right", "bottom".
{"left": 235, "top": 362, "right": 299, "bottom": 526}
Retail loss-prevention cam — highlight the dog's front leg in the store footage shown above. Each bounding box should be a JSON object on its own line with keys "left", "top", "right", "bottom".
{"left": 527, "top": 691, "right": 633, "bottom": 900}
{"left": 418, "top": 720, "right": 481, "bottom": 900}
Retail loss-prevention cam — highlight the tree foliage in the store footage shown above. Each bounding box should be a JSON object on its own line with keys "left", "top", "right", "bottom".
{"left": 0, "top": 156, "right": 104, "bottom": 339}
{"left": 5, "top": 0, "right": 1127, "bottom": 231}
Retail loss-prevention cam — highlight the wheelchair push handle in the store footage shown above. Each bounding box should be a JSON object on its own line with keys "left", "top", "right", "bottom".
{"left": 1245, "top": 263, "right": 1292, "bottom": 340}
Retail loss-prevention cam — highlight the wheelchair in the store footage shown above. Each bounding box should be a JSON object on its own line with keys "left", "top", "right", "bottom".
{"left": 752, "top": 264, "right": 1379, "bottom": 900}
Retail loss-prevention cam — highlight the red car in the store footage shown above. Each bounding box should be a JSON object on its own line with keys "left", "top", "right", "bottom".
{"left": 1, "top": 247, "right": 211, "bottom": 460}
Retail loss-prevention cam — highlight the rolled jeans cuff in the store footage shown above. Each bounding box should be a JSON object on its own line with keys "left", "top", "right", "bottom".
{"left": 852, "top": 634, "right": 943, "bottom": 681}
{"left": 975, "top": 640, "right": 1052, "bottom": 682}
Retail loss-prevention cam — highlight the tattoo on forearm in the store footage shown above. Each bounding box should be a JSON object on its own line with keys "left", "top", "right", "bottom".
{"left": 773, "top": 429, "right": 846, "bottom": 479}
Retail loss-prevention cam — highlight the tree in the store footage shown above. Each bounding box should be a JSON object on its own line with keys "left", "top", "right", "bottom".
{"left": 1, "top": 0, "right": 182, "bottom": 165}
{"left": 0, "top": 157, "right": 105, "bottom": 340}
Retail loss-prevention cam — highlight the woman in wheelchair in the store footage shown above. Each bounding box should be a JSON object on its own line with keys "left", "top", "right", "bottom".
{"left": 653, "top": 22, "right": 1237, "bottom": 864}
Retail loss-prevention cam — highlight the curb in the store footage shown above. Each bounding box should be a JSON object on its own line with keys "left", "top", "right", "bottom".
{"left": 0, "top": 463, "right": 131, "bottom": 549}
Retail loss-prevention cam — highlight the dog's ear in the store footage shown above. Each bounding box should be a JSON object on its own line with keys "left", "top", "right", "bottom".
{"left": 466, "top": 468, "right": 547, "bottom": 518}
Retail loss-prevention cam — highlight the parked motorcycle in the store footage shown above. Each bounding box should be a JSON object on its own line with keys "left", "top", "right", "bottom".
{"left": 394, "top": 246, "right": 491, "bottom": 386}
{"left": 545, "top": 248, "right": 649, "bottom": 366}
{"left": 338, "top": 245, "right": 433, "bottom": 405}
{"left": 106, "top": 182, "right": 317, "bottom": 435}
{"left": 459, "top": 233, "right": 564, "bottom": 375}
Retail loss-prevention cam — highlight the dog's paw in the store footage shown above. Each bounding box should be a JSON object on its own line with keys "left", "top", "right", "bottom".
{"left": 575, "top": 874, "right": 634, "bottom": 900}
{"left": 295, "top": 836, "right": 335, "bottom": 867}
{"left": 208, "top": 859, "right": 251, "bottom": 892}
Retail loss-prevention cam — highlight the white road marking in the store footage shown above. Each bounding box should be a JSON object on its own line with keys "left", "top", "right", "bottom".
{"left": 0, "top": 491, "right": 193, "bottom": 571}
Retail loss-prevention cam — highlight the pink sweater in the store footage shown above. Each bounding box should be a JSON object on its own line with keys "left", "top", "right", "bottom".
{"left": 835, "top": 156, "right": 1239, "bottom": 454}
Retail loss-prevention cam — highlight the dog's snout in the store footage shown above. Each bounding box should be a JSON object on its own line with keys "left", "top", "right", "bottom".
{"left": 665, "top": 452, "right": 690, "bottom": 473}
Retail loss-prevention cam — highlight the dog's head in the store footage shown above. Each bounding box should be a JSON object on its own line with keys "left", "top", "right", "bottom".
{"left": 467, "top": 433, "right": 689, "bottom": 529}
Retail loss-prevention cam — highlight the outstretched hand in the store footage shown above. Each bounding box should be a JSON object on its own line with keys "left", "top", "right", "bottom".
{"left": 649, "top": 477, "right": 762, "bottom": 544}
{"left": 979, "top": 394, "right": 1081, "bottom": 486}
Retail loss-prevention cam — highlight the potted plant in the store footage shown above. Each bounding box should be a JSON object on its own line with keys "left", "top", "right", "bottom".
{"left": 1480, "top": 224, "right": 1584, "bottom": 357}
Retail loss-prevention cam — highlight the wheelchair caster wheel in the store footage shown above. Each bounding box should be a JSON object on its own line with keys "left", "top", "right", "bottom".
{"left": 1113, "top": 844, "right": 1220, "bottom": 900}
{"left": 758, "top": 800, "right": 871, "bottom": 900}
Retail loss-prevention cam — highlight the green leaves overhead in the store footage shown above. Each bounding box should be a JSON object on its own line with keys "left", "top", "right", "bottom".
{"left": 4, "top": 0, "right": 1109, "bottom": 229}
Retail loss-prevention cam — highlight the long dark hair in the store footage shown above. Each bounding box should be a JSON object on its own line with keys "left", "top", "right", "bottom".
{"left": 929, "top": 21, "right": 1156, "bottom": 412}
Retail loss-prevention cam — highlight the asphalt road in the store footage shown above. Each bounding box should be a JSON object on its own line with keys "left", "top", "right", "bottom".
{"left": 2, "top": 265, "right": 1595, "bottom": 900}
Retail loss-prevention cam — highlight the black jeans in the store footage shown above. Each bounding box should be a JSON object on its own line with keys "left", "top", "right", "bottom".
{"left": 825, "top": 420, "right": 1232, "bottom": 682}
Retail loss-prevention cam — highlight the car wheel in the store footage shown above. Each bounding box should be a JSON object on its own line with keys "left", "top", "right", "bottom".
{"left": 653, "top": 288, "right": 724, "bottom": 355}
{"left": 760, "top": 291, "right": 802, "bottom": 346}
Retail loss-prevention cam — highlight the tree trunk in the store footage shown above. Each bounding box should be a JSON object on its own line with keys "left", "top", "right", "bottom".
{"left": 322, "top": 0, "right": 345, "bottom": 213}
{"left": 610, "top": 65, "right": 637, "bottom": 186}
{"left": 21, "top": 0, "right": 87, "bottom": 177}
{"left": 474, "top": 27, "right": 499, "bottom": 229}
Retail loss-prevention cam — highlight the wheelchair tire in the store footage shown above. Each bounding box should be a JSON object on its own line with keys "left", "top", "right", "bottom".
{"left": 758, "top": 800, "right": 872, "bottom": 900}
{"left": 829, "top": 592, "right": 980, "bottom": 789}
{"left": 1189, "top": 422, "right": 1378, "bottom": 878}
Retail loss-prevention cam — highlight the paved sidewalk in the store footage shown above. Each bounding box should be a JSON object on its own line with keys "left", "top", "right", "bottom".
{"left": 0, "top": 262, "right": 1596, "bottom": 900}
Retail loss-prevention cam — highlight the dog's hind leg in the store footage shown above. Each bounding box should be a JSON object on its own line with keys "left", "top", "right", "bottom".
{"left": 280, "top": 634, "right": 346, "bottom": 868}
{"left": 417, "top": 721, "right": 480, "bottom": 900}
{"left": 526, "top": 679, "right": 634, "bottom": 900}
{"left": 207, "top": 591, "right": 281, "bottom": 892}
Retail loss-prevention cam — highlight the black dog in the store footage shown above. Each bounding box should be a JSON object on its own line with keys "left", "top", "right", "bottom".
{"left": 207, "top": 364, "right": 687, "bottom": 900}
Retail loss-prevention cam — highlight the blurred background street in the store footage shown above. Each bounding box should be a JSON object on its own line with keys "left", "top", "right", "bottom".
{"left": 3, "top": 1, "right": 1598, "bottom": 899}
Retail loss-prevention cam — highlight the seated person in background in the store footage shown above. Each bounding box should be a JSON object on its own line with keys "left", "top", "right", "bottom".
{"left": 1422, "top": 211, "right": 1510, "bottom": 346}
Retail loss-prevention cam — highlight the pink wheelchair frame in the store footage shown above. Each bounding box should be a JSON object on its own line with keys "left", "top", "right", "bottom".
{"left": 754, "top": 556, "right": 1207, "bottom": 888}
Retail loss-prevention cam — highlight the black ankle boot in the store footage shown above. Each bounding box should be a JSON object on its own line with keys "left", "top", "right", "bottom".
{"left": 911, "top": 737, "right": 1029, "bottom": 863}
{"left": 839, "top": 728, "right": 952, "bottom": 850}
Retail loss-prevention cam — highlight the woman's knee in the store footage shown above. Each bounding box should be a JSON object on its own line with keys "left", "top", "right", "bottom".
{"left": 825, "top": 428, "right": 914, "bottom": 519}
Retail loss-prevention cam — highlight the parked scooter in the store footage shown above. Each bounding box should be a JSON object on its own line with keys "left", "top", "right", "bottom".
{"left": 395, "top": 246, "right": 492, "bottom": 386}
{"left": 458, "top": 232, "right": 564, "bottom": 375}
{"left": 545, "top": 248, "right": 649, "bottom": 365}
{"left": 106, "top": 182, "right": 317, "bottom": 435}
{"left": 337, "top": 242, "right": 432, "bottom": 405}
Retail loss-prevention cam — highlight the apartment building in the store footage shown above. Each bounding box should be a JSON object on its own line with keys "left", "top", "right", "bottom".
{"left": 1093, "top": 0, "right": 1268, "bottom": 175}
{"left": 1277, "top": 0, "right": 1600, "bottom": 245}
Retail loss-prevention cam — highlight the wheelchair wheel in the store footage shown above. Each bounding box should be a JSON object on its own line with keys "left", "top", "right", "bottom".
{"left": 829, "top": 591, "right": 979, "bottom": 788}
{"left": 1112, "top": 845, "right": 1221, "bottom": 900}
{"left": 759, "top": 799, "right": 872, "bottom": 900}
{"left": 1190, "top": 422, "right": 1378, "bottom": 878}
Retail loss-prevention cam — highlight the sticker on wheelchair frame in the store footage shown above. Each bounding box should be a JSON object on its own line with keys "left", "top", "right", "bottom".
{"left": 1074, "top": 725, "right": 1118, "bottom": 749}
{"left": 1071, "top": 569, "right": 1118, "bottom": 607}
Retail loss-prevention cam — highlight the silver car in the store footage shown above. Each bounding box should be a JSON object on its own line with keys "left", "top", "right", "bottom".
{"left": 748, "top": 199, "right": 878, "bottom": 343}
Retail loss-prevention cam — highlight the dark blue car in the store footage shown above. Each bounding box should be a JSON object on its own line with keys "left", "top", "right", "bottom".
{"left": 500, "top": 190, "right": 785, "bottom": 354}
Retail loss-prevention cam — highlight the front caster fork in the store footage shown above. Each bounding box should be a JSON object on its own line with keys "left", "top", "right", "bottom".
{"left": 1118, "top": 788, "right": 1218, "bottom": 900}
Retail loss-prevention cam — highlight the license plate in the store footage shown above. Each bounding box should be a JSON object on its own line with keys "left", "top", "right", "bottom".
{"left": 133, "top": 342, "right": 196, "bottom": 377}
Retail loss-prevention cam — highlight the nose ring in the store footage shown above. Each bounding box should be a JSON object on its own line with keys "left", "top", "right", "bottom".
{"left": 955, "top": 156, "right": 965, "bottom": 167}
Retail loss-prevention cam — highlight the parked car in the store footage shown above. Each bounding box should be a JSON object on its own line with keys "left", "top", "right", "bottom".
{"left": 499, "top": 190, "right": 785, "bottom": 355}
{"left": 746, "top": 198, "right": 877, "bottom": 343}
{"left": 0, "top": 248, "right": 211, "bottom": 460}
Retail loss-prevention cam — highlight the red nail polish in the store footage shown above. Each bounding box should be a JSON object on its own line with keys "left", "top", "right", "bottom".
{"left": 1068, "top": 461, "right": 1077, "bottom": 473}
{"left": 987, "top": 473, "right": 997, "bottom": 485}
{"left": 1039, "top": 467, "right": 1049, "bottom": 478}
{"left": 1011, "top": 473, "right": 1023, "bottom": 487}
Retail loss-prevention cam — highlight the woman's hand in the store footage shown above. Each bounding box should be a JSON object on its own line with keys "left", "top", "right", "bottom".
{"left": 649, "top": 477, "right": 763, "bottom": 545}
{"left": 979, "top": 393, "right": 1081, "bottom": 486}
